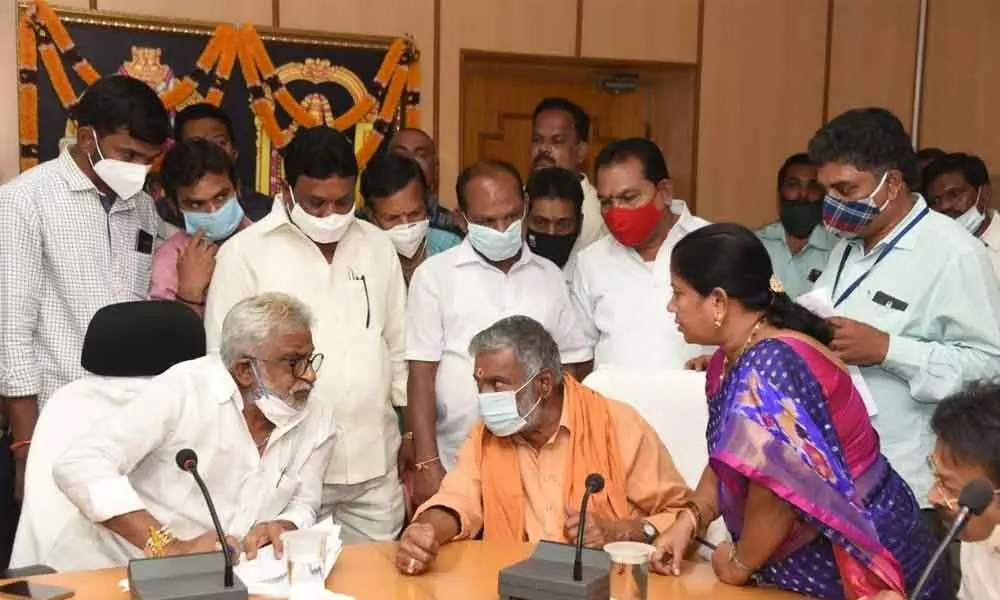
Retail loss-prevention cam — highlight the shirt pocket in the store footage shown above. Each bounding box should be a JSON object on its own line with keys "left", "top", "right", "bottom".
{"left": 257, "top": 473, "right": 301, "bottom": 521}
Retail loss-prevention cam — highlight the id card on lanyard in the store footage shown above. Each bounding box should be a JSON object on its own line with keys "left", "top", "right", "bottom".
{"left": 831, "top": 207, "right": 929, "bottom": 308}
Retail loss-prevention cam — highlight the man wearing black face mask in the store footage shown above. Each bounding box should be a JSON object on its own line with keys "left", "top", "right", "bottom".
{"left": 526, "top": 167, "right": 583, "bottom": 278}
{"left": 755, "top": 153, "right": 835, "bottom": 299}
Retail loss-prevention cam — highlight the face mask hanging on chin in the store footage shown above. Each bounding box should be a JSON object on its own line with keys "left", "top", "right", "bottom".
{"left": 88, "top": 130, "right": 150, "bottom": 200}
{"left": 249, "top": 361, "right": 305, "bottom": 430}
{"left": 955, "top": 188, "right": 987, "bottom": 234}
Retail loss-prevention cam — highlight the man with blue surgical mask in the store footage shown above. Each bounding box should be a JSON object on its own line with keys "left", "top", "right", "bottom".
{"left": 809, "top": 108, "right": 1000, "bottom": 591}
{"left": 205, "top": 126, "right": 408, "bottom": 545}
{"left": 395, "top": 315, "right": 690, "bottom": 576}
{"left": 149, "top": 139, "right": 252, "bottom": 314}
{"left": 923, "top": 153, "right": 1000, "bottom": 281}
{"left": 404, "top": 160, "right": 593, "bottom": 511}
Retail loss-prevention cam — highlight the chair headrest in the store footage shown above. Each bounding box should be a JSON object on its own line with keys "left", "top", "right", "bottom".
{"left": 81, "top": 301, "right": 206, "bottom": 377}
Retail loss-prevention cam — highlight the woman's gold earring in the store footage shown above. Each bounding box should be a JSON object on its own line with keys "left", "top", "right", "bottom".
{"left": 713, "top": 314, "right": 723, "bottom": 329}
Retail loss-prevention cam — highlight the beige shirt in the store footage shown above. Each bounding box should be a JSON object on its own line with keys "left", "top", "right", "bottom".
{"left": 960, "top": 527, "right": 1000, "bottom": 600}
{"left": 205, "top": 198, "right": 407, "bottom": 485}
{"left": 573, "top": 175, "right": 607, "bottom": 253}
{"left": 980, "top": 210, "right": 1000, "bottom": 281}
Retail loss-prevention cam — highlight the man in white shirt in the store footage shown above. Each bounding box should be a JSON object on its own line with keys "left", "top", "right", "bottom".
{"left": 12, "top": 300, "right": 207, "bottom": 569}
{"left": 868, "top": 381, "right": 1000, "bottom": 600}
{"left": 570, "top": 138, "right": 710, "bottom": 370}
{"left": 404, "top": 160, "right": 593, "bottom": 508}
{"left": 205, "top": 126, "right": 407, "bottom": 544}
{"left": 922, "top": 152, "right": 1000, "bottom": 280}
{"left": 52, "top": 293, "right": 335, "bottom": 570}
{"left": 530, "top": 97, "right": 606, "bottom": 253}
{"left": 0, "top": 75, "right": 169, "bottom": 517}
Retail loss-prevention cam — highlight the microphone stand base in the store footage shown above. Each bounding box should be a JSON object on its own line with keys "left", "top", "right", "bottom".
{"left": 128, "top": 551, "right": 248, "bottom": 600}
{"left": 498, "top": 541, "right": 610, "bottom": 600}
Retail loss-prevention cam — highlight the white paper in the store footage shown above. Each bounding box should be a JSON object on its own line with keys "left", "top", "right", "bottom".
{"left": 796, "top": 288, "right": 879, "bottom": 417}
{"left": 118, "top": 518, "right": 349, "bottom": 600}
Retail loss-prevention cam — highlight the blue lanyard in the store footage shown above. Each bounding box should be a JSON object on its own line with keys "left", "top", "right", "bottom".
{"left": 832, "top": 207, "right": 930, "bottom": 308}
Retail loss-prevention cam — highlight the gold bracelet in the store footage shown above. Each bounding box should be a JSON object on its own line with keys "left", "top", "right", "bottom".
{"left": 144, "top": 525, "right": 176, "bottom": 558}
{"left": 414, "top": 456, "right": 440, "bottom": 471}
{"left": 401, "top": 431, "right": 414, "bottom": 441}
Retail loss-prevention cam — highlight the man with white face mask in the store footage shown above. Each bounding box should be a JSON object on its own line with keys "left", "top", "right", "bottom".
{"left": 923, "top": 153, "right": 1000, "bottom": 280}
{"left": 404, "top": 160, "right": 592, "bottom": 511}
{"left": 205, "top": 126, "right": 407, "bottom": 544}
{"left": 0, "top": 76, "right": 169, "bottom": 556}
{"left": 361, "top": 152, "right": 461, "bottom": 285}
{"left": 395, "top": 316, "right": 691, "bottom": 576}
{"left": 52, "top": 293, "right": 335, "bottom": 570}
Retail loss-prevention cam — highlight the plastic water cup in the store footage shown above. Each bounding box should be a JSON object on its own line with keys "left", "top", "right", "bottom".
{"left": 281, "top": 529, "right": 328, "bottom": 598}
{"left": 603, "top": 542, "right": 655, "bottom": 600}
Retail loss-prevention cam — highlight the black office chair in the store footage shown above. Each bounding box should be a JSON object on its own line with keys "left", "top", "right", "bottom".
{"left": 4, "top": 300, "right": 206, "bottom": 575}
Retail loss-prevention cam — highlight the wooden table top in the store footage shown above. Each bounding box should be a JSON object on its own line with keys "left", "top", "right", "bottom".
{"left": 1, "top": 541, "right": 803, "bottom": 599}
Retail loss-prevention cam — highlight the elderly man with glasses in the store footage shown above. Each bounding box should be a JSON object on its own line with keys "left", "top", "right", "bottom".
{"left": 51, "top": 292, "right": 335, "bottom": 570}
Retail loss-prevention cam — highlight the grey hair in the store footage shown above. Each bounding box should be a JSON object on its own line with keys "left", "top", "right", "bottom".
{"left": 468, "top": 315, "right": 562, "bottom": 379}
{"left": 219, "top": 292, "right": 314, "bottom": 367}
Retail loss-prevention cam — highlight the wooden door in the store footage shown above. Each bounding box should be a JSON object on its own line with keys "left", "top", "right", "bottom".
{"left": 459, "top": 54, "right": 697, "bottom": 200}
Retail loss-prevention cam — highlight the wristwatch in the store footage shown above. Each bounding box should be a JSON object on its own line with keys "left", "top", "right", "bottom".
{"left": 640, "top": 520, "right": 658, "bottom": 544}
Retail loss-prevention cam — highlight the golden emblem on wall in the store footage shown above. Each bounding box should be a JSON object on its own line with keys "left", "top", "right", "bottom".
{"left": 256, "top": 58, "right": 377, "bottom": 196}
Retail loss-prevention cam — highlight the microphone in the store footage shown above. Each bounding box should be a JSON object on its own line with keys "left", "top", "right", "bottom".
{"left": 175, "top": 448, "right": 235, "bottom": 589}
{"left": 909, "top": 479, "right": 995, "bottom": 600}
{"left": 572, "top": 473, "right": 605, "bottom": 581}
{"left": 498, "top": 473, "right": 612, "bottom": 600}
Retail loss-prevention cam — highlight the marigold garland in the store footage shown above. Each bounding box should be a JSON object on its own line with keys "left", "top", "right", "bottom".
{"left": 18, "top": 0, "right": 422, "bottom": 172}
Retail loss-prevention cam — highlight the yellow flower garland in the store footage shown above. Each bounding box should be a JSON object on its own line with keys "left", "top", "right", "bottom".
{"left": 18, "top": 0, "right": 422, "bottom": 171}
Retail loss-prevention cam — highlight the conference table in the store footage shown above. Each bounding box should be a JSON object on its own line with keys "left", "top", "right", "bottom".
{"left": 2, "top": 541, "right": 803, "bottom": 599}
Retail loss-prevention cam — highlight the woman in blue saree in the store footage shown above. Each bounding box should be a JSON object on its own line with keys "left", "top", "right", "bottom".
{"left": 650, "top": 224, "right": 945, "bottom": 599}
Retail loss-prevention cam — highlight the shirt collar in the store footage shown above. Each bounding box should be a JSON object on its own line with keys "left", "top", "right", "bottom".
{"left": 56, "top": 147, "right": 100, "bottom": 193}
{"left": 454, "top": 237, "right": 537, "bottom": 270}
{"left": 981, "top": 210, "right": 1000, "bottom": 248}
{"left": 851, "top": 195, "right": 929, "bottom": 253}
{"left": 203, "top": 354, "right": 240, "bottom": 405}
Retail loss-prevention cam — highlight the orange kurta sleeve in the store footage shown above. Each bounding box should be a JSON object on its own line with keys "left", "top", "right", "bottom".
{"left": 412, "top": 428, "right": 485, "bottom": 540}
{"left": 606, "top": 400, "right": 693, "bottom": 534}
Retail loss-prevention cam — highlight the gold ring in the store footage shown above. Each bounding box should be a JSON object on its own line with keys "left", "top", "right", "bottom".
{"left": 408, "top": 557, "right": 416, "bottom": 573}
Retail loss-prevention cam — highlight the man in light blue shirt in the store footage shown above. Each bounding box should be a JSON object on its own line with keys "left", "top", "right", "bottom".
{"left": 756, "top": 153, "right": 837, "bottom": 299}
{"left": 808, "top": 108, "right": 1000, "bottom": 511}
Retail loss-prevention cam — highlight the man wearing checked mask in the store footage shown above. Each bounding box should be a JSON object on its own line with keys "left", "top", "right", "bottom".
{"left": 569, "top": 138, "right": 711, "bottom": 371}
{"left": 808, "top": 109, "right": 1000, "bottom": 581}
{"left": 404, "top": 160, "right": 592, "bottom": 509}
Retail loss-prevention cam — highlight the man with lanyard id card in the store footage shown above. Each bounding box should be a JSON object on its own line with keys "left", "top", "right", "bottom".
{"left": 807, "top": 108, "right": 1000, "bottom": 568}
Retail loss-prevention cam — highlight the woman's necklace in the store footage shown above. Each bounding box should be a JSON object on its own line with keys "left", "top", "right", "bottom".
{"left": 720, "top": 317, "right": 766, "bottom": 384}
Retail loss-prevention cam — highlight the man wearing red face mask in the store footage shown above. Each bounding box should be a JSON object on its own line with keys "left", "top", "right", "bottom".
{"left": 569, "top": 138, "right": 710, "bottom": 370}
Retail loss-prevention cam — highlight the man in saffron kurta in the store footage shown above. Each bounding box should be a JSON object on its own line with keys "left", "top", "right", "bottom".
{"left": 394, "top": 315, "right": 692, "bottom": 575}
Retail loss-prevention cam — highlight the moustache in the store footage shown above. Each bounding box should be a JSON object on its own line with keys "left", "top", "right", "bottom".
{"left": 533, "top": 153, "right": 554, "bottom": 166}
{"left": 289, "top": 384, "right": 313, "bottom": 406}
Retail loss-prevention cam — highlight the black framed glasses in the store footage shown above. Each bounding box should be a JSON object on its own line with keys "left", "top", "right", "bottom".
{"left": 927, "top": 454, "right": 1000, "bottom": 511}
{"left": 252, "top": 353, "right": 324, "bottom": 378}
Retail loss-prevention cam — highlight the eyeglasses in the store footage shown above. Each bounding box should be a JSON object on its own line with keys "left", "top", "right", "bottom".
{"left": 252, "top": 353, "right": 324, "bottom": 378}
{"left": 927, "top": 455, "right": 1000, "bottom": 511}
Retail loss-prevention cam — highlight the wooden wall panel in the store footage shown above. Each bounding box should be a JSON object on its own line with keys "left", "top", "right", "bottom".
{"left": 436, "top": 0, "right": 578, "bottom": 208}
{"left": 98, "top": 0, "right": 272, "bottom": 25}
{"left": 51, "top": 0, "right": 92, "bottom": 7}
{"left": 920, "top": 0, "right": 1000, "bottom": 172}
{"left": 0, "top": 0, "right": 18, "bottom": 182}
{"left": 826, "top": 0, "right": 919, "bottom": 125}
{"left": 580, "top": 0, "right": 699, "bottom": 63}
{"left": 696, "top": 0, "right": 828, "bottom": 228}
{"left": 279, "top": 0, "right": 436, "bottom": 136}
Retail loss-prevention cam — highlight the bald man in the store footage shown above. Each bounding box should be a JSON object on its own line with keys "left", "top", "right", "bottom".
{"left": 388, "top": 129, "right": 465, "bottom": 237}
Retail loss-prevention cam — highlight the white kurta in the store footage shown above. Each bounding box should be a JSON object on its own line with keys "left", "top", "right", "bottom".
{"left": 51, "top": 355, "right": 336, "bottom": 571}
{"left": 570, "top": 200, "right": 710, "bottom": 370}
{"left": 204, "top": 197, "right": 406, "bottom": 486}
